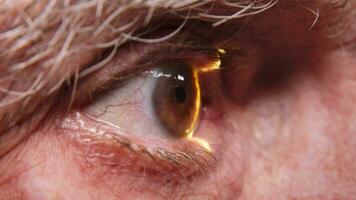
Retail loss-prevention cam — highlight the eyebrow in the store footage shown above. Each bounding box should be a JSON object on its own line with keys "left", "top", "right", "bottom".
{"left": 0, "top": 0, "right": 352, "bottom": 153}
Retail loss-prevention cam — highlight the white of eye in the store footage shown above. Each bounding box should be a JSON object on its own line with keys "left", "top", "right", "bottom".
{"left": 85, "top": 60, "right": 200, "bottom": 141}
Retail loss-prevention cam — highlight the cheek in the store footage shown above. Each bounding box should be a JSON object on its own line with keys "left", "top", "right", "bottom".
{"left": 230, "top": 49, "right": 356, "bottom": 198}
{"left": 9, "top": 127, "right": 245, "bottom": 200}
{"left": 6, "top": 130, "right": 94, "bottom": 200}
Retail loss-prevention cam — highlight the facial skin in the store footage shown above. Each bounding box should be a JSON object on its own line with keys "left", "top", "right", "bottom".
{"left": 0, "top": 0, "right": 356, "bottom": 199}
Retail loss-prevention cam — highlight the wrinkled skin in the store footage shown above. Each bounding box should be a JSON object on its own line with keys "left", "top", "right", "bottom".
{"left": 0, "top": 0, "right": 356, "bottom": 200}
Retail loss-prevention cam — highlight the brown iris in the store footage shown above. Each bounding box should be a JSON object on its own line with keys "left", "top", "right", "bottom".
{"left": 152, "top": 60, "right": 200, "bottom": 138}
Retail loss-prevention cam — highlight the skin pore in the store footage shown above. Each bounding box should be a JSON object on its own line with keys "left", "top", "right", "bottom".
{"left": 0, "top": 0, "right": 356, "bottom": 199}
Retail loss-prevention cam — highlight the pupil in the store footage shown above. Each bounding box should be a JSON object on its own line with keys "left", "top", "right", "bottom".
{"left": 175, "top": 86, "right": 186, "bottom": 103}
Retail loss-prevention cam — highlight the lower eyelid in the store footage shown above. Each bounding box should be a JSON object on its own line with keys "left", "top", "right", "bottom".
{"left": 59, "top": 112, "right": 217, "bottom": 179}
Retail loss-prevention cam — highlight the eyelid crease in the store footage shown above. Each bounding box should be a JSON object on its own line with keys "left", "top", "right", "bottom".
{"left": 60, "top": 112, "right": 217, "bottom": 178}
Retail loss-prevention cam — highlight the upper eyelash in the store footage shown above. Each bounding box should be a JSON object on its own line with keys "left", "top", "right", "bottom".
{"left": 71, "top": 43, "right": 221, "bottom": 103}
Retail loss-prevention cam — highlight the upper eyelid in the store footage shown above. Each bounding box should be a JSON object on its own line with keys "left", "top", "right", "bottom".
{"left": 78, "top": 23, "right": 218, "bottom": 78}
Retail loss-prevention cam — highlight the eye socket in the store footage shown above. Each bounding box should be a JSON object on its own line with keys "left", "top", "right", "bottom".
{"left": 150, "top": 60, "right": 200, "bottom": 138}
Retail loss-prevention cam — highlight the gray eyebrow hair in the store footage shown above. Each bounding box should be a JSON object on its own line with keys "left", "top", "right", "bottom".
{"left": 0, "top": 0, "right": 352, "bottom": 155}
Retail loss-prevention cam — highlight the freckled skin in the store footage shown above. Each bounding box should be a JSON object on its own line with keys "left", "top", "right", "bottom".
{"left": 0, "top": 1, "right": 356, "bottom": 200}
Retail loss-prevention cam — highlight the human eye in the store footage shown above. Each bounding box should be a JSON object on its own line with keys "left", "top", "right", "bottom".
{"left": 60, "top": 33, "right": 230, "bottom": 175}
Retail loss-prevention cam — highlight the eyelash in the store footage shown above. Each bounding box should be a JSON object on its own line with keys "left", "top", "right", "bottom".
{"left": 70, "top": 40, "right": 223, "bottom": 107}
{"left": 61, "top": 112, "right": 217, "bottom": 178}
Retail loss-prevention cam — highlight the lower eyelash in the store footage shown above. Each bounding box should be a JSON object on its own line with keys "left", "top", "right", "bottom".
{"left": 59, "top": 112, "right": 216, "bottom": 179}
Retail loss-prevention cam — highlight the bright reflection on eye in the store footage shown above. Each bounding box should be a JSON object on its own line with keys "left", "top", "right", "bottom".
{"left": 86, "top": 50, "right": 223, "bottom": 152}
{"left": 196, "top": 48, "right": 225, "bottom": 73}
